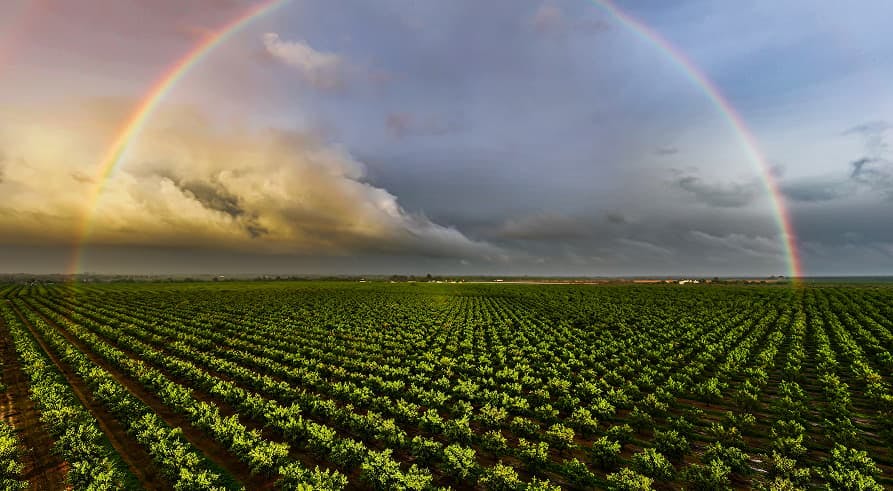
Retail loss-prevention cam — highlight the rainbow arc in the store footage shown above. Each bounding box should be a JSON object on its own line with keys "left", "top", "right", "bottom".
{"left": 68, "top": 0, "right": 801, "bottom": 280}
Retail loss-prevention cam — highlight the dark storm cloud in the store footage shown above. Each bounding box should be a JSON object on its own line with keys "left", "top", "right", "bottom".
{"left": 605, "top": 212, "right": 628, "bottom": 225}
{"left": 673, "top": 172, "right": 759, "bottom": 208}
{"left": 851, "top": 160, "right": 893, "bottom": 199}
{"left": 495, "top": 213, "right": 589, "bottom": 240}
{"left": 781, "top": 179, "right": 848, "bottom": 203}
{"left": 850, "top": 157, "right": 876, "bottom": 178}
{"left": 176, "top": 180, "right": 244, "bottom": 218}
{"left": 131, "top": 171, "right": 275, "bottom": 240}
{"left": 4, "top": 1, "right": 893, "bottom": 277}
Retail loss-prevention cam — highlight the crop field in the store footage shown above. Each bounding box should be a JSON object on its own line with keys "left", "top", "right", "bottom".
{"left": 0, "top": 281, "right": 890, "bottom": 490}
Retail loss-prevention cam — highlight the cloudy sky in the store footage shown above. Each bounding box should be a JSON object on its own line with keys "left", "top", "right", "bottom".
{"left": 0, "top": 0, "right": 891, "bottom": 276}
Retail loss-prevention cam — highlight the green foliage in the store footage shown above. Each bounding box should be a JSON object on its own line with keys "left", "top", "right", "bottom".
{"left": 510, "top": 417, "right": 540, "bottom": 438}
{"left": 279, "top": 463, "right": 347, "bottom": 490}
{"left": 766, "top": 452, "right": 810, "bottom": 487}
{"left": 607, "top": 467, "right": 654, "bottom": 491}
{"left": 478, "top": 461, "right": 522, "bottom": 491}
{"left": 480, "top": 429, "right": 508, "bottom": 453}
{"left": 544, "top": 423, "right": 576, "bottom": 450}
{"left": 442, "top": 444, "right": 478, "bottom": 480}
{"left": 606, "top": 423, "right": 635, "bottom": 445}
{"left": 0, "top": 423, "right": 26, "bottom": 490}
{"left": 562, "top": 458, "right": 597, "bottom": 487}
{"left": 360, "top": 449, "right": 404, "bottom": 490}
{"left": 654, "top": 429, "right": 689, "bottom": 459}
{"left": 683, "top": 460, "right": 732, "bottom": 491}
{"left": 517, "top": 438, "right": 550, "bottom": 469}
{"left": 629, "top": 407, "right": 654, "bottom": 431}
{"left": 590, "top": 437, "right": 622, "bottom": 470}
{"left": 6, "top": 280, "right": 893, "bottom": 490}
{"left": 702, "top": 442, "right": 750, "bottom": 475}
{"left": 525, "top": 477, "right": 562, "bottom": 491}
{"left": 631, "top": 448, "right": 674, "bottom": 480}
{"left": 818, "top": 445, "right": 883, "bottom": 491}
{"left": 568, "top": 407, "right": 599, "bottom": 435}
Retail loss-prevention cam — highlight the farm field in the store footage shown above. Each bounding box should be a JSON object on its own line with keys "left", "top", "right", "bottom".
{"left": 0, "top": 281, "right": 891, "bottom": 490}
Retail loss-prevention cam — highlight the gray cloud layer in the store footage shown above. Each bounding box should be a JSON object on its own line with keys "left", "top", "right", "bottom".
{"left": 2, "top": 1, "right": 893, "bottom": 276}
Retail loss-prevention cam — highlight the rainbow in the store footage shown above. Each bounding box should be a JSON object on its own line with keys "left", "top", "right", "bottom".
{"left": 67, "top": 0, "right": 291, "bottom": 275}
{"left": 68, "top": 0, "right": 801, "bottom": 280}
{"left": 590, "top": 0, "right": 801, "bottom": 280}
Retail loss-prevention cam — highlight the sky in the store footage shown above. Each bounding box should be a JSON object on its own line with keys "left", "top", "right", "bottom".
{"left": 0, "top": 0, "right": 892, "bottom": 276}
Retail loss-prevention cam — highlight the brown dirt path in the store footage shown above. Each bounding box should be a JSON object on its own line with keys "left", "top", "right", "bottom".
{"left": 0, "top": 304, "right": 67, "bottom": 490}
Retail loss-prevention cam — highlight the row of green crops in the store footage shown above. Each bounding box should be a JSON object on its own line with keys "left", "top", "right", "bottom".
{"left": 0, "top": 303, "right": 133, "bottom": 489}
{"left": 1, "top": 281, "right": 891, "bottom": 489}
{"left": 0, "top": 315, "right": 27, "bottom": 491}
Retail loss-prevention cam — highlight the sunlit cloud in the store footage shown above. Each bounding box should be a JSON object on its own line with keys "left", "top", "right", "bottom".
{"left": 0, "top": 99, "right": 500, "bottom": 260}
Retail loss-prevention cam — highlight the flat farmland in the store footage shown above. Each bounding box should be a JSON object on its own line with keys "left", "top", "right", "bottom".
{"left": 0, "top": 281, "right": 890, "bottom": 490}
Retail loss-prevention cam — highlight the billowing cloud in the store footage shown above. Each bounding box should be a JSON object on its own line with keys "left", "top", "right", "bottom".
{"left": 0, "top": 99, "right": 499, "bottom": 260}
{"left": 673, "top": 171, "right": 760, "bottom": 208}
{"left": 262, "top": 32, "right": 344, "bottom": 90}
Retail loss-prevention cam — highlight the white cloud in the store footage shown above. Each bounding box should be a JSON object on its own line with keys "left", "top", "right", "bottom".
{"left": 262, "top": 32, "right": 343, "bottom": 90}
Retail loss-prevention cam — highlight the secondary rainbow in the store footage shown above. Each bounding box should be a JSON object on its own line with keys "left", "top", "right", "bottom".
{"left": 67, "top": 0, "right": 291, "bottom": 275}
{"left": 0, "top": 1, "right": 44, "bottom": 75}
{"left": 69, "top": 0, "right": 801, "bottom": 280}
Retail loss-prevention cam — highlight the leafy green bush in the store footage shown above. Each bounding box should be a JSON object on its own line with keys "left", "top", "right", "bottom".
{"left": 590, "top": 437, "right": 622, "bottom": 470}
{"left": 0, "top": 423, "right": 26, "bottom": 490}
{"left": 442, "top": 443, "right": 478, "bottom": 480}
{"left": 360, "top": 449, "right": 404, "bottom": 490}
{"left": 562, "top": 458, "right": 597, "bottom": 487}
{"left": 818, "top": 444, "right": 882, "bottom": 491}
{"left": 526, "top": 477, "right": 562, "bottom": 491}
{"left": 545, "top": 423, "right": 576, "bottom": 450}
{"left": 477, "top": 461, "right": 522, "bottom": 491}
{"left": 607, "top": 467, "right": 654, "bottom": 490}
{"left": 766, "top": 451, "right": 809, "bottom": 484}
{"left": 517, "top": 438, "right": 550, "bottom": 469}
{"left": 278, "top": 463, "right": 347, "bottom": 490}
{"left": 654, "top": 429, "right": 689, "bottom": 459}
{"left": 631, "top": 448, "right": 674, "bottom": 480}
{"left": 683, "top": 460, "right": 731, "bottom": 491}
{"left": 606, "top": 424, "right": 635, "bottom": 445}
{"left": 702, "top": 442, "right": 751, "bottom": 475}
